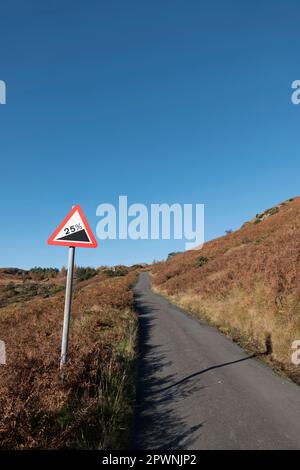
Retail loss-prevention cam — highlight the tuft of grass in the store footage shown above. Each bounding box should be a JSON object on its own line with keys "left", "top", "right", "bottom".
{"left": 195, "top": 256, "right": 209, "bottom": 268}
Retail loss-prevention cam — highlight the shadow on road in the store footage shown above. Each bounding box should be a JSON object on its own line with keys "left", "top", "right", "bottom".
{"left": 130, "top": 273, "right": 268, "bottom": 450}
{"left": 154, "top": 353, "right": 257, "bottom": 393}
{"left": 131, "top": 286, "right": 204, "bottom": 450}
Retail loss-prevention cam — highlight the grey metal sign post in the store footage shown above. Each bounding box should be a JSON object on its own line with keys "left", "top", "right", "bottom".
{"left": 0, "top": 340, "right": 6, "bottom": 365}
{"left": 60, "top": 246, "right": 75, "bottom": 371}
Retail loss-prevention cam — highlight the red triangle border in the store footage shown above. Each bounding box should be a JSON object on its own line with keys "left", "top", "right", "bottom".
{"left": 48, "top": 205, "right": 98, "bottom": 248}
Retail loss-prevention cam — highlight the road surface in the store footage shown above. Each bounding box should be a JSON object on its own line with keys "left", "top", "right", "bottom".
{"left": 131, "top": 272, "right": 300, "bottom": 450}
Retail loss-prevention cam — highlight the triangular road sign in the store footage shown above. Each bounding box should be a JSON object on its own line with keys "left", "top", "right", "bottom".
{"left": 48, "top": 205, "right": 98, "bottom": 248}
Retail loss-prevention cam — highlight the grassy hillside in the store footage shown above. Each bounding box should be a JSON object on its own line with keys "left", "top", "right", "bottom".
{"left": 152, "top": 197, "right": 300, "bottom": 384}
{"left": 0, "top": 267, "right": 137, "bottom": 449}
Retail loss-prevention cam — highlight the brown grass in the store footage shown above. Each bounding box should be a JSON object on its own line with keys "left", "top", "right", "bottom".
{"left": 0, "top": 270, "right": 138, "bottom": 449}
{"left": 152, "top": 197, "right": 300, "bottom": 384}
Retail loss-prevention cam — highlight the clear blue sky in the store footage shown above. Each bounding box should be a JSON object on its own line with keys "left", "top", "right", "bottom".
{"left": 1, "top": 0, "right": 300, "bottom": 268}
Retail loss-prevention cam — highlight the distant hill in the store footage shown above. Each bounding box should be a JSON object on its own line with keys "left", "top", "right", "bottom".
{"left": 152, "top": 197, "right": 300, "bottom": 384}
{"left": 0, "top": 268, "right": 26, "bottom": 281}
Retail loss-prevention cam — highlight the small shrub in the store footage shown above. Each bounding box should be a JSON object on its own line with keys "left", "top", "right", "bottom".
{"left": 167, "top": 252, "right": 182, "bottom": 260}
{"left": 28, "top": 267, "right": 59, "bottom": 281}
{"left": 60, "top": 266, "right": 67, "bottom": 277}
{"left": 241, "top": 236, "right": 250, "bottom": 244}
{"left": 104, "top": 268, "right": 129, "bottom": 278}
{"left": 131, "top": 264, "right": 147, "bottom": 270}
{"left": 195, "top": 256, "right": 209, "bottom": 268}
{"left": 75, "top": 267, "right": 97, "bottom": 282}
{"left": 265, "top": 207, "right": 279, "bottom": 216}
{"left": 4, "top": 281, "right": 16, "bottom": 292}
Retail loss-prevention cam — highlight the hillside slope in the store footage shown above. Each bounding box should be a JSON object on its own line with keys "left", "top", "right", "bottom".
{"left": 152, "top": 197, "right": 300, "bottom": 384}
{"left": 0, "top": 268, "right": 138, "bottom": 449}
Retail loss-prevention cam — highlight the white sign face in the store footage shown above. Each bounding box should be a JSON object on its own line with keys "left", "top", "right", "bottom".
{"left": 48, "top": 205, "right": 98, "bottom": 248}
{"left": 53, "top": 210, "right": 90, "bottom": 243}
{"left": 0, "top": 341, "right": 6, "bottom": 365}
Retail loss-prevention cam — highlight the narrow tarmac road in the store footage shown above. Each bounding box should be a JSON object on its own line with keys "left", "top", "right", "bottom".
{"left": 131, "top": 272, "right": 300, "bottom": 450}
